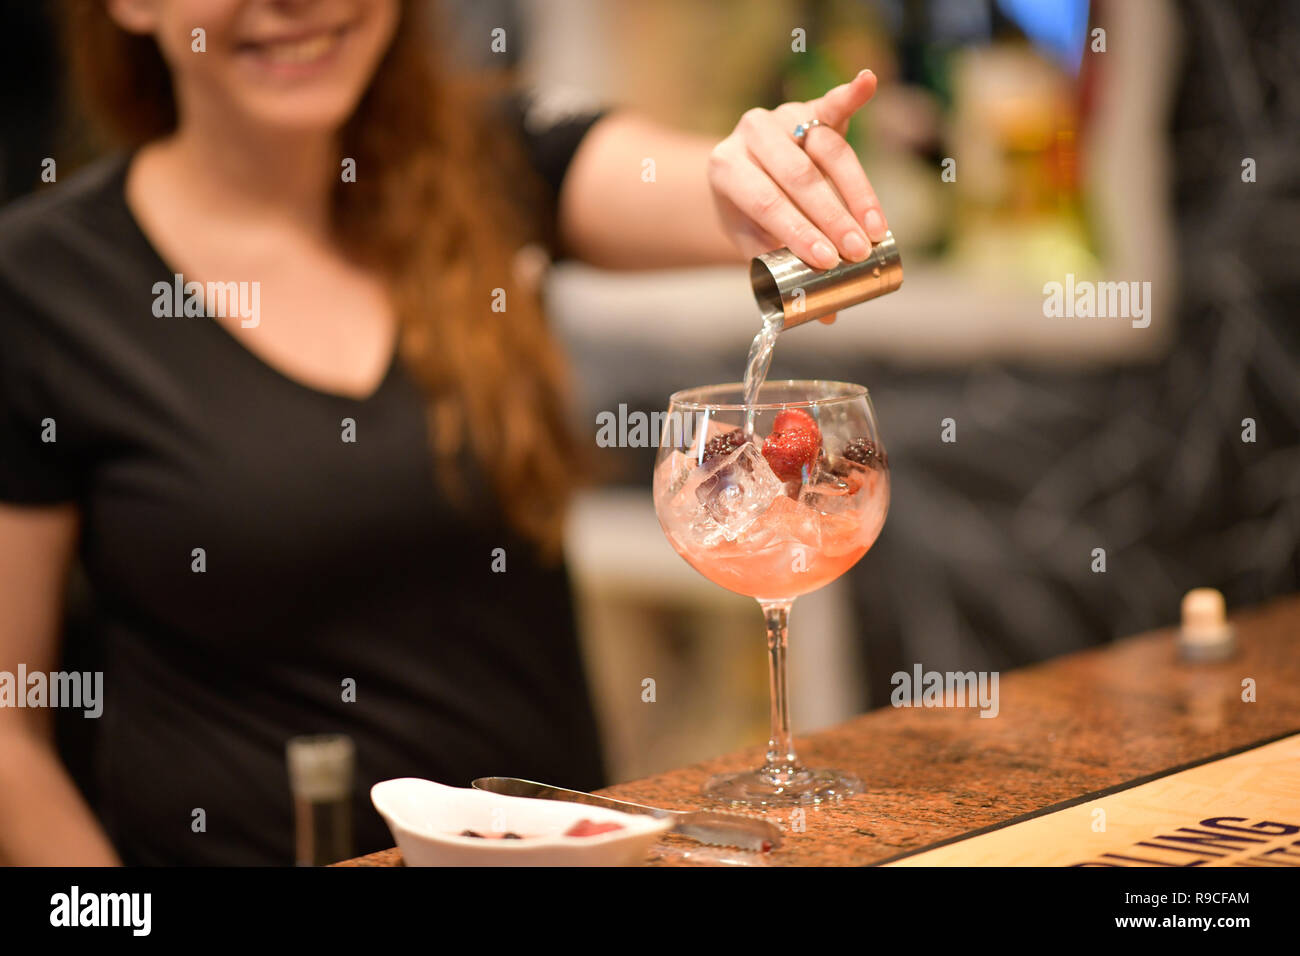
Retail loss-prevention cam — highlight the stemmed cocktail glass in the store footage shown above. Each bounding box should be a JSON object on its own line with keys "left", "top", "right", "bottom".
{"left": 653, "top": 380, "right": 889, "bottom": 806}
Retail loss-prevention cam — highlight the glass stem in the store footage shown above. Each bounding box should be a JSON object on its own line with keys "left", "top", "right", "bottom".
{"left": 759, "top": 599, "right": 803, "bottom": 781}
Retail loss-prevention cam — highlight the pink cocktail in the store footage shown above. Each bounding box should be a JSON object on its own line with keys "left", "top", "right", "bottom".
{"left": 653, "top": 381, "right": 889, "bottom": 805}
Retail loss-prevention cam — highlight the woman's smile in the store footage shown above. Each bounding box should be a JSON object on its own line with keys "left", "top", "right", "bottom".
{"left": 235, "top": 21, "right": 356, "bottom": 78}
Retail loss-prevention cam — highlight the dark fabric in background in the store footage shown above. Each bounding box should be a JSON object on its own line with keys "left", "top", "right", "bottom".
{"left": 842, "top": 0, "right": 1300, "bottom": 705}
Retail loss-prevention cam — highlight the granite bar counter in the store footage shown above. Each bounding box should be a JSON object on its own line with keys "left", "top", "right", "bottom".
{"left": 337, "top": 594, "right": 1300, "bottom": 866}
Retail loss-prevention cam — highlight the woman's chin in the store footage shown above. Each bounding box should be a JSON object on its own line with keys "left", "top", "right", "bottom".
{"left": 233, "top": 92, "right": 368, "bottom": 137}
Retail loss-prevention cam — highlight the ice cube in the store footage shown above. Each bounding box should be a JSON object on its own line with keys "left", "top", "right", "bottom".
{"left": 654, "top": 449, "right": 694, "bottom": 500}
{"left": 667, "top": 442, "right": 784, "bottom": 547}
{"left": 797, "top": 452, "right": 862, "bottom": 513}
{"left": 831, "top": 459, "right": 886, "bottom": 499}
{"left": 695, "top": 443, "right": 784, "bottom": 530}
{"left": 798, "top": 474, "right": 858, "bottom": 515}
{"left": 747, "top": 494, "right": 823, "bottom": 552}
{"left": 807, "top": 460, "right": 890, "bottom": 557}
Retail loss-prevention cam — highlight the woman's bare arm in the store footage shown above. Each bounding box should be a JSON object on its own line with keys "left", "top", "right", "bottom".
{"left": 557, "top": 70, "right": 888, "bottom": 273}
{"left": 0, "top": 503, "right": 121, "bottom": 865}
{"left": 557, "top": 111, "right": 742, "bottom": 269}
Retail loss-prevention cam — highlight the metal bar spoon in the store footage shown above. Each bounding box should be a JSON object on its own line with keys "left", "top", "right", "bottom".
{"left": 471, "top": 777, "right": 783, "bottom": 852}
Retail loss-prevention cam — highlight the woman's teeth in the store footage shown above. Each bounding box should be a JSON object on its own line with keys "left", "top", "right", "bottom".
{"left": 257, "top": 31, "right": 341, "bottom": 64}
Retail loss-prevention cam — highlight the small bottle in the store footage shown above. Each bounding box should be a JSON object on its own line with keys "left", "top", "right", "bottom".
{"left": 750, "top": 231, "right": 903, "bottom": 329}
{"left": 286, "top": 734, "right": 355, "bottom": 866}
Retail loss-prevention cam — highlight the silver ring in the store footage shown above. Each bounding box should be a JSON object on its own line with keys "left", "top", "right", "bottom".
{"left": 792, "top": 118, "right": 822, "bottom": 145}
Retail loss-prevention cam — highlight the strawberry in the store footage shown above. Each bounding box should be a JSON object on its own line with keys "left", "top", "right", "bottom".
{"left": 773, "top": 408, "right": 820, "bottom": 439}
{"left": 762, "top": 408, "right": 822, "bottom": 481}
{"left": 564, "top": 819, "right": 625, "bottom": 838}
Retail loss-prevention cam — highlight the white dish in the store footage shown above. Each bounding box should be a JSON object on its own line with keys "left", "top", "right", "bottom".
{"left": 370, "top": 778, "right": 674, "bottom": 867}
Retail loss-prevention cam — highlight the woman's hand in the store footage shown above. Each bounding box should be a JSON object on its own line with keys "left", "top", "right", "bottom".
{"left": 557, "top": 70, "right": 887, "bottom": 279}
{"left": 708, "top": 69, "right": 889, "bottom": 280}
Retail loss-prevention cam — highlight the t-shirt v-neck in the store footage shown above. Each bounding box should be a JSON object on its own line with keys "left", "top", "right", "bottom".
{"left": 118, "top": 156, "right": 401, "bottom": 406}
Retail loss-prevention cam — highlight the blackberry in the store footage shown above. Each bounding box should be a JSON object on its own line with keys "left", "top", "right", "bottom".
{"left": 843, "top": 437, "right": 886, "bottom": 469}
{"left": 702, "top": 427, "right": 745, "bottom": 464}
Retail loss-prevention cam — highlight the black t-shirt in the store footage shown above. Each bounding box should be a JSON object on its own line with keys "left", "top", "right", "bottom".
{"left": 0, "top": 98, "right": 608, "bottom": 865}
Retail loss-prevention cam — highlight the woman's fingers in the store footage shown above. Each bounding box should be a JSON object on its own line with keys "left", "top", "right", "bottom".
{"left": 742, "top": 109, "right": 870, "bottom": 263}
{"left": 809, "top": 69, "right": 877, "bottom": 135}
{"left": 711, "top": 141, "right": 840, "bottom": 270}
{"left": 783, "top": 69, "right": 888, "bottom": 242}
{"left": 710, "top": 69, "right": 886, "bottom": 269}
{"left": 799, "top": 123, "right": 888, "bottom": 242}
{"left": 726, "top": 215, "right": 784, "bottom": 262}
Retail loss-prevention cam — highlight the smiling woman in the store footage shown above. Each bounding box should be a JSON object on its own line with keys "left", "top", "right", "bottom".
{"left": 0, "top": 0, "right": 608, "bottom": 865}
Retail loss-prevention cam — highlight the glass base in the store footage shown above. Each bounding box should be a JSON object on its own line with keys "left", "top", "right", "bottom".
{"left": 705, "top": 767, "right": 864, "bottom": 807}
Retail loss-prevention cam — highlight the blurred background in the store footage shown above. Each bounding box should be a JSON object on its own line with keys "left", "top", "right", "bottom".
{"left": 4, "top": 0, "right": 1297, "bottom": 784}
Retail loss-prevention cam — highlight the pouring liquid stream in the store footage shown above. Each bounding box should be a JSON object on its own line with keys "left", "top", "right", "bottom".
{"left": 741, "top": 319, "right": 781, "bottom": 436}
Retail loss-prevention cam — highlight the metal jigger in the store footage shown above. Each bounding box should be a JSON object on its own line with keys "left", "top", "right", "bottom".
{"left": 750, "top": 230, "right": 903, "bottom": 329}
